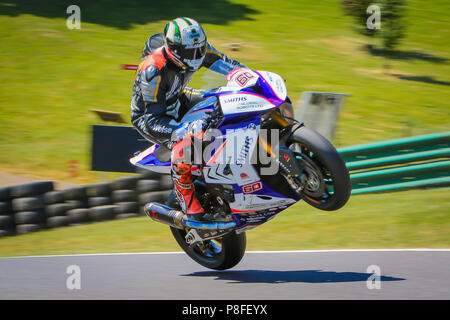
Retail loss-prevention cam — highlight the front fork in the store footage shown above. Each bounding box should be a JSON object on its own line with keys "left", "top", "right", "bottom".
{"left": 260, "top": 108, "right": 307, "bottom": 193}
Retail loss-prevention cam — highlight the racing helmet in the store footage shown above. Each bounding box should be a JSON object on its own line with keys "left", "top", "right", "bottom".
{"left": 163, "top": 17, "right": 207, "bottom": 71}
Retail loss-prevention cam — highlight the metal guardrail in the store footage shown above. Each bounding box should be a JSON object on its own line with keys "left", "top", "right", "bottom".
{"left": 338, "top": 132, "right": 450, "bottom": 195}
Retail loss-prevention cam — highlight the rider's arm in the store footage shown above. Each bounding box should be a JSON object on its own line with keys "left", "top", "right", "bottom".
{"left": 141, "top": 33, "right": 164, "bottom": 58}
{"left": 131, "top": 64, "right": 179, "bottom": 148}
{"left": 202, "top": 43, "right": 247, "bottom": 75}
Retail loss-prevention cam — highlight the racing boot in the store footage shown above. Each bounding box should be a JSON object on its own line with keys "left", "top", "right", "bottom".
{"left": 171, "top": 138, "right": 205, "bottom": 221}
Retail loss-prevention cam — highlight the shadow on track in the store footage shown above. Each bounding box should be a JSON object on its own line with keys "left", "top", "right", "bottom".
{"left": 182, "top": 269, "right": 405, "bottom": 284}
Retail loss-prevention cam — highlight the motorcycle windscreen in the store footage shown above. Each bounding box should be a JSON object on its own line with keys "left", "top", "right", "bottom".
{"left": 254, "top": 70, "right": 287, "bottom": 102}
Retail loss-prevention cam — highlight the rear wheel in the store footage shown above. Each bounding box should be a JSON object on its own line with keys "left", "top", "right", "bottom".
{"left": 166, "top": 190, "right": 246, "bottom": 270}
{"left": 170, "top": 227, "right": 246, "bottom": 270}
{"left": 289, "top": 126, "right": 351, "bottom": 211}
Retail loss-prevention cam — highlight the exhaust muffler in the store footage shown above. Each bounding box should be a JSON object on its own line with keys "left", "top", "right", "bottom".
{"left": 144, "top": 202, "right": 236, "bottom": 230}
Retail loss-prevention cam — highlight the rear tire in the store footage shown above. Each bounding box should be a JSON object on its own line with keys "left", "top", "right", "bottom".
{"left": 171, "top": 227, "right": 246, "bottom": 270}
{"left": 166, "top": 190, "right": 246, "bottom": 270}
{"left": 290, "top": 126, "right": 351, "bottom": 211}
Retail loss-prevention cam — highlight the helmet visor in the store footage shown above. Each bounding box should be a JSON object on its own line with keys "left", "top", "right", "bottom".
{"left": 172, "top": 42, "right": 207, "bottom": 61}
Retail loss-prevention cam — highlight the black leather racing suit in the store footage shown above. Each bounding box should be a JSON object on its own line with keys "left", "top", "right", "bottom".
{"left": 130, "top": 33, "right": 246, "bottom": 149}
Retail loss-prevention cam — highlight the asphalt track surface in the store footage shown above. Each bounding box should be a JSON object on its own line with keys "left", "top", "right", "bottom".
{"left": 0, "top": 250, "right": 449, "bottom": 299}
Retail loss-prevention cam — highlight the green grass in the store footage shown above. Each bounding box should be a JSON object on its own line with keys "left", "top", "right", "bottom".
{"left": 0, "top": 1, "right": 448, "bottom": 255}
{"left": 0, "top": 188, "right": 448, "bottom": 257}
{"left": 0, "top": 0, "right": 449, "bottom": 184}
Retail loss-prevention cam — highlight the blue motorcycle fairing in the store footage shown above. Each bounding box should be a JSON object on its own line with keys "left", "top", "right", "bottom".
{"left": 131, "top": 69, "right": 300, "bottom": 231}
{"left": 131, "top": 144, "right": 172, "bottom": 174}
{"left": 179, "top": 96, "right": 218, "bottom": 124}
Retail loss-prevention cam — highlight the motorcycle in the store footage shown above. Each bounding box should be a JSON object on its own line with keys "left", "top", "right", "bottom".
{"left": 130, "top": 68, "right": 351, "bottom": 270}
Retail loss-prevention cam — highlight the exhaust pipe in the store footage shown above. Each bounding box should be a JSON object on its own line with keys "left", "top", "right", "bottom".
{"left": 144, "top": 202, "right": 236, "bottom": 230}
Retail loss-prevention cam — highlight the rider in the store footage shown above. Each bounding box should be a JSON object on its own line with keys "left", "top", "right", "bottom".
{"left": 131, "top": 17, "right": 247, "bottom": 220}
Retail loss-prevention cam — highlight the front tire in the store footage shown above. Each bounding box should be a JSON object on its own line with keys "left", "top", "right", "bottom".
{"left": 289, "top": 126, "right": 351, "bottom": 211}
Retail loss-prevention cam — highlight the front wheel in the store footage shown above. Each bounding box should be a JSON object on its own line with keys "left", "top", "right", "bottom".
{"left": 171, "top": 227, "right": 246, "bottom": 270}
{"left": 289, "top": 126, "right": 351, "bottom": 211}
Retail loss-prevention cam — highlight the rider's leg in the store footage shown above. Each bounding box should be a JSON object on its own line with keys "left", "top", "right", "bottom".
{"left": 171, "top": 135, "right": 205, "bottom": 218}
{"left": 169, "top": 92, "right": 208, "bottom": 219}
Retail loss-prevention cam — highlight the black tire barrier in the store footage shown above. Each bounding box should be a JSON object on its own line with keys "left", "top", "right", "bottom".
{"left": 135, "top": 167, "right": 161, "bottom": 179}
{"left": 89, "top": 205, "right": 116, "bottom": 221}
{"left": 43, "top": 190, "right": 66, "bottom": 205}
{"left": 0, "top": 229, "right": 14, "bottom": 238}
{"left": 85, "top": 182, "right": 112, "bottom": 197}
{"left": 12, "top": 196, "right": 45, "bottom": 212}
{"left": 45, "top": 203, "right": 71, "bottom": 217}
{"left": 62, "top": 186, "right": 86, "bottom": 200}
{"left": 66, "top": 208, "right": 90, "bottom": 224}
{"left": 14, "top": 210, "right": 46, "bottom": 224}
{"left": 0, "top": 187, "right": 11, "bottom": 201}
{"left": 159, "top": 175, "right": 173, "bottom": 190}
{"left": 111, "top": 176, "right": 140, "bottom": 190}
{"left": 111, "top": 189, "right": 137, "bottom": 203}
{"left": 0, "top": 173, "right": 173, "bottom": 238}
{"left": 0, "top": 215, "right": 14, "bottom": 229}
{"left": 65, "top": 199, "right": 88, "bottom": 210}
{"left": 0, "top": 201, "right": 12, "bottom": 215}
{"left": 16, "top": 224, "right": 44, "bottom": 235}
{"left": 9, "top": 181, "right": 54, "bottom": 198}
{"left": 88, "top": 197, "right": 112, "bottom": 208}
{"left": 138, "top": 190, "right": 172, "bottom": 206}
{"left": 115, "top": 213, "right": 139, "bottom": 220}
{"left": 114, "top": 202, "right": 139, "bottom": 215}
{"left": 136, "top": 179, "right": 160, "bottom": 194}
{"left": 47, "top": 216, "right": 69, "bottom": 229}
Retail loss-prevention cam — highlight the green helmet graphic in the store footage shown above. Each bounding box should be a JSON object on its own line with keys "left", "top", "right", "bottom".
{"left": 163, "top": 17, "right": 207, "bottom": 71}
